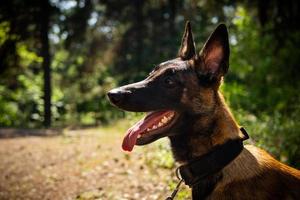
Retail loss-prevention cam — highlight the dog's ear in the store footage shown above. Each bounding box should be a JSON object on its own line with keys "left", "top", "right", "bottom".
{"left": 198, "top": 24, "right": 229, "bottom": 77}
{"left": 178, "top": 21, "right": 196, "bottom": 60}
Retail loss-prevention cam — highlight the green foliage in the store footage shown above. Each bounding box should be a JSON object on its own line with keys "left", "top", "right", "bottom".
{"left": 0, "top": 21, "right": 10, "bottom": 45}
{"left": 144, "top": 141, "right": 175, "bottom": 169}
{"left": 220, "top": 6, "right": 300, "bottom": 167}
{"left": 0, "top": 86, "right": 18, "bottom": 126}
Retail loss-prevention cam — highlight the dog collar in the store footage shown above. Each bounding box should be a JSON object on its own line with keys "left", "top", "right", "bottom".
{"left": 165, "top": 127, "right": 249, "bottom": 200}
{"left": 179, "top": 127, "right": 249, "bottom": 187}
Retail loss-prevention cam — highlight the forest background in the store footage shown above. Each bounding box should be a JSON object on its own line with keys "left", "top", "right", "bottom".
{"left": 0, "top": 0, "right": 300, "bottom": 168}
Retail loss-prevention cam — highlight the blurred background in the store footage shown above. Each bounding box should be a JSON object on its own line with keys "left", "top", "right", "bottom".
{"left": 0, "top": 0, "right": 300, "bottom": 199}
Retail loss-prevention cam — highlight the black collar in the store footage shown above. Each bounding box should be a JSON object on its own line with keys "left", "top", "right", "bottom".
{"left": 178, "top": 127, "right": 249, "bottom": 188}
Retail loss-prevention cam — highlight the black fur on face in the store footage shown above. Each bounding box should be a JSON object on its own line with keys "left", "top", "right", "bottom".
{"left": 108, "top": 58, "right": 188, "bottom": 112}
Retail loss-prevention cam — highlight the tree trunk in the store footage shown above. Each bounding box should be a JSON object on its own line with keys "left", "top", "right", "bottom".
{"left": 134, "top": 0, "right": 144, "bottom": 68}
{"left": 40, "top": 0, "right": 51, "bottom": 127}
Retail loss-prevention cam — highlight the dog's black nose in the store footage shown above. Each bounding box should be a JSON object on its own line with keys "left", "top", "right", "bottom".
{"left": 107, "top": 89, "right": 124, "bottom": 105}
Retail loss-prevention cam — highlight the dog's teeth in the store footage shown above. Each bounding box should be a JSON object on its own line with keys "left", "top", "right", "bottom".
{"left": 145, "top": 113, "right": 175, "bottom": 132}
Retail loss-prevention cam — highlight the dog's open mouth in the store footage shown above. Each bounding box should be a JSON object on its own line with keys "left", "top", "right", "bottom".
{"left": 122, "top": 110, "right": 177, "bottom": 152}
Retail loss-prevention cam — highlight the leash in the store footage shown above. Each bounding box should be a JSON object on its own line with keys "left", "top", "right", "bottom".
{"left": 165, "top": 168, "right": 184, "bottom": 200}
{"left": 165, "top": 179, "right": 183, "bottom": 200}
{"left": 165, "top": 127, "right": 249, "bottom": 200}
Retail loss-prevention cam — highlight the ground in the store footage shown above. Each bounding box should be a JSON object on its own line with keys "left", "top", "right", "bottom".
{"left": 0, "top": 121, "right": 190, "bottom": 200}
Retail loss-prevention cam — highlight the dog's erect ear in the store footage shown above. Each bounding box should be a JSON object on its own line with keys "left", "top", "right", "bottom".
{"left": 178, "top": 21, "right": 196, "bottom": 60}
{"left": 199, "top": 24, "right": 229, "bottom": 76}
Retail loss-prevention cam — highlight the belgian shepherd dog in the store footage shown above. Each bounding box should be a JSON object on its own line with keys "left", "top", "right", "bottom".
{"left": 107, "top": 22, "right": 300, "bottom": 199}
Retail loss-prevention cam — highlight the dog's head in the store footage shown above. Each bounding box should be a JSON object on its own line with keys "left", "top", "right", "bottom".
{"left": 107, "top": 22, "right": 229, "bottom": 151}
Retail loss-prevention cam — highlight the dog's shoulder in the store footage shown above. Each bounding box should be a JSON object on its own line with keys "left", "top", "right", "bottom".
{"left": 211, "top": 145, "right": 300, "bottom": 199}
{"left": 243, "top": 145, "right": 300, "bottom": 179}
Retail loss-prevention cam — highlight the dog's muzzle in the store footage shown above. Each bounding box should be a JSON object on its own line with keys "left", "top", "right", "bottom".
{"left": 107, "top": 88, "right": 129, "bottom": 105}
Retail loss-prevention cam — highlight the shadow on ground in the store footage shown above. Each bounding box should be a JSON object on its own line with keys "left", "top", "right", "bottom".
{"left": 0, "top": 128, "right": 62, "bottom": 138}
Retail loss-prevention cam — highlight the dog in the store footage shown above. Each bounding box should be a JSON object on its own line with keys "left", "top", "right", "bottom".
{"left": 107, "top": 22, "right": 300, "bottom": 199}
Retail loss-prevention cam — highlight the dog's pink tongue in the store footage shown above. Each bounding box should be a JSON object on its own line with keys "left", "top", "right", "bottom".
{"left": 122, "top": 111, "right": 170, "bottom": 152}
{"left": 122, "top": 115, "right": 157, "bottom": 151}
{"left": 122, "top": 119, "right": 146, "bottom": 152}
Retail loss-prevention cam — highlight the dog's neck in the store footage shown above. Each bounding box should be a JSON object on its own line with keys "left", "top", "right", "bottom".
{"left": 170, "top": 91, "right": 243, "bottom": 163}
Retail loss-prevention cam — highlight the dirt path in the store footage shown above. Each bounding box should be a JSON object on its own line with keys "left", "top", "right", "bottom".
{"left": 0, "top": 125, "right": 190, "bottom": 200}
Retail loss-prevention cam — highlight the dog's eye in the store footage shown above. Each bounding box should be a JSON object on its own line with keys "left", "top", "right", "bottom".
{"left": 164, "top": 77, "right": 176, "bottom": 87}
